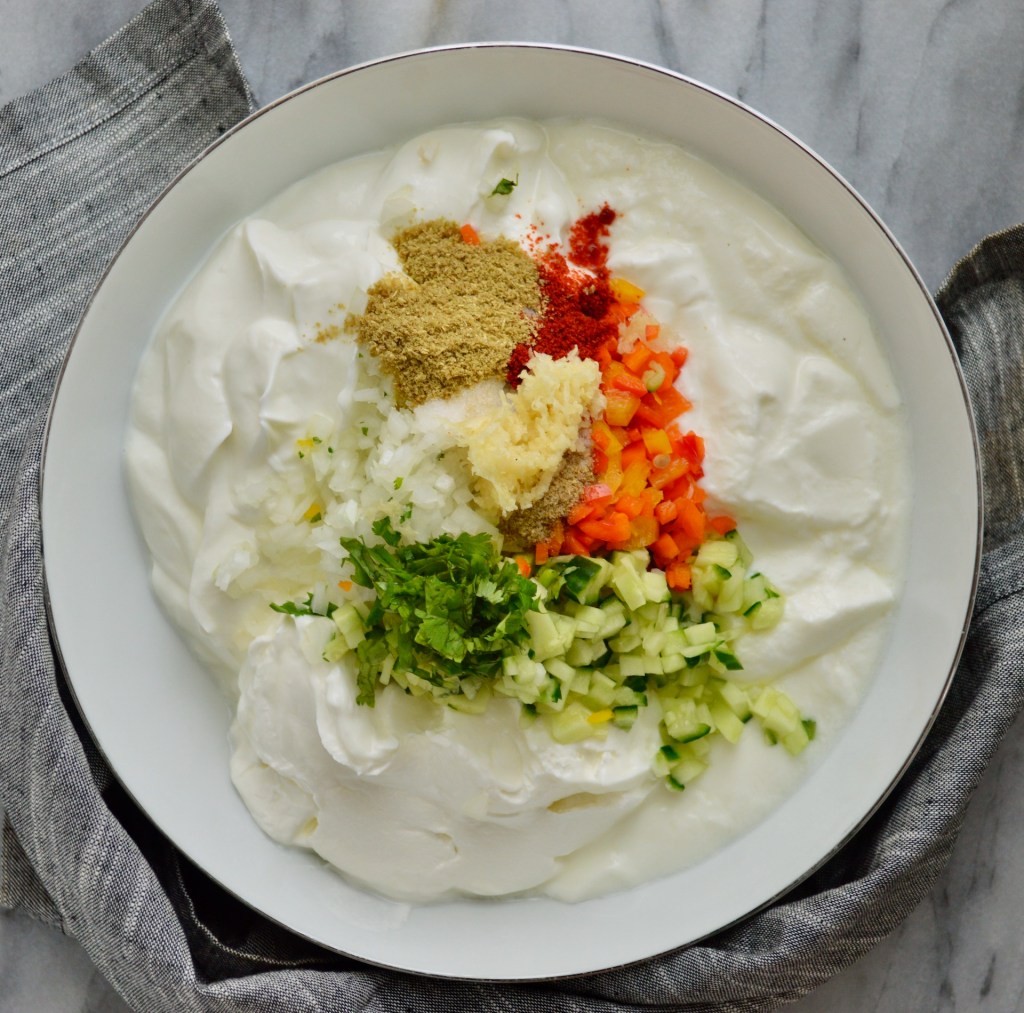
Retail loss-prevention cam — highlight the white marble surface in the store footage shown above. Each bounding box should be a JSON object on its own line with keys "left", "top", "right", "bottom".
{"left": 2, "top": 1, "right": 1023, "bottom": 1010}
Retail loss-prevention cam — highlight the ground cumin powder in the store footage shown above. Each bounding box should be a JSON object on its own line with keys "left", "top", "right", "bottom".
{"left": 347, "top": 220, "right": 541, "bottom": 407}
{"left": 499, "top": 445, "right": 594, "bottom": 551}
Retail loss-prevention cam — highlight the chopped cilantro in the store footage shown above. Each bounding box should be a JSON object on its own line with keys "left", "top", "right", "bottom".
{"left": 337, "top": 528, "right": 538, "bottom": 706}
{"left": 311, "top": 436, "right": 322, "bottom": 444}
{"left": 371, "top": 515, "right": 402, "bottom": 546}
{"left": 393, "top": 476, "right": 404, "bottom": 490}
{"left": 270, "top": 592, "right": 337, "bottom": 618}
{"left": 360, "top": 425, "right": 369, "bottom": 436}
{"left": 491, "top": 174, "right": 519, "bottom": 196}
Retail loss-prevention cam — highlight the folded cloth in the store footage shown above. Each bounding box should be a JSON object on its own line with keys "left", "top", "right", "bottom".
{"left": 1, "top": 1, "right": 1020, "bottom": 1008}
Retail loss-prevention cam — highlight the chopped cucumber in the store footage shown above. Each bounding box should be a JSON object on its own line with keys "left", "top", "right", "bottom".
{"left": 322, "top": 524, "right": 801, "bottom": 793}
{"left": 560, "top": 555, "right": 612, "bottom": 605}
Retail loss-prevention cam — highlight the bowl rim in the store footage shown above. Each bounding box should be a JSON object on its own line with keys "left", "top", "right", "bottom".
{"left": 39, "top": 41, "right": 984, "bottom": 980}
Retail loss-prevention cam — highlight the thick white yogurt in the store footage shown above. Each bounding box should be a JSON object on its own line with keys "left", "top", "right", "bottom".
{"left": 124, "top": 118, "right": 909, "bottom": 902}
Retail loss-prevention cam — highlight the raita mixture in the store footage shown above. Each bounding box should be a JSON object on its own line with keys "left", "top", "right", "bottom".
{"left": 124, "top": 118, "right": 909, "bottom": 902}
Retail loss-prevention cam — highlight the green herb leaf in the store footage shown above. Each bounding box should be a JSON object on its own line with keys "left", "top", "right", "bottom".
{"left": 490, "top": 174, "right": 519, "bottom": 196}
{"left": 269, "top": 592, "right": 337, "bottom": 618}
{"left": 330, "top": 527, "right": 538, "bottom": 706}
{"left": 371, "top": 515, "right": 402, "bottom": 547}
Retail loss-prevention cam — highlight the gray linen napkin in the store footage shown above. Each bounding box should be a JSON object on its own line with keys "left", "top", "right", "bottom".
{"left": 2, "top": 2, "right": 1020, "bottom": 1010}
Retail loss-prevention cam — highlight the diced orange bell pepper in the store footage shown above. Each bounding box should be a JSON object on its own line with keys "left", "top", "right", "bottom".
{"left": 620, "top": 440, "right": 647, "bottom": 470}
{"left": 652, "top": 532, "right": 681, "bottom": 561}
{"left": 624, "top": 514, "right": 659, "bottom": 549}
{"left": 568, "top": 502, "right": 595, "bottom": 526}
{"left": 611, "top": 371, "right": 648, "bottom": 396}
{"left": 675, "top": 499, "right": 706, "bottom": 542}
{"left": 621, "top": 341, "right": 654, "bottom": 376}
{"left": 642, "top": 428, "right": 673, "bottom": 457}
{"left": 620, "top": 458, "right": 652, "bottom": 497}
{"left": 604, "top": 389, "right": 641, "bottom": 427}
{"left": 579, "top": 511, "right": 631, "bottom": 543}
{"left": 635, "top": 385, "right": 692, "bottom": 428}
{"left": 600, "top": 451, "right": 623, "bottom": 495}
{"left": 666, "top": 561, "right": 692, "bottom": 590}
{"left": 615, "top": 494, "right": 646, "bottom": 519}
{"left": 709, "top": 514, "right": 737, "bottom": 535}
{"left": 591, "top": 419, "right": 621, "bottom": 454}
{"left": 650, "top": 457, "right": 690, "bottom": 490}
{"left": 562, "top": 530, "right": 593, "bottom": 556}
{"left": 610, "top": 277, "right": 646, "bottom": 303}
{"left": 654, "top": 499, "right": 679, "bottom": 524}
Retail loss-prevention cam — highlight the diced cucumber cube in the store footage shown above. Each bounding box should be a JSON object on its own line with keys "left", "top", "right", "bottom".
{"left": 561, "top": 556, "right": 612, "bottom": 604}
{"left": 609, "top": 628, "right": 643, "bottom": 654}
{"left": 566, "top": 637, "right": 606, "bottom": 667}
{"left": 670, "top": 752, "right": 708, "bottom": 786}
{"left": 660, "top": 654, "right": 687, "bottom": 674}
{"left": 685, "top": 622, "right": 718, "bottom": 646}
{"left": 331, "top": 603, "right": 365, "bottom": 650}
{"left": 612, "top": 705, "right": 639, "bottom": 730}
{"left": 714, "top": 679, "right": 753, "bottom": 720}
{"left": 550, "top": 702, "right": 599, "bottom": 743}
{"left": 446, "top": 687, "right": 491, "bottom": 715}
{"left": 609, "top": 551, "right": 650, "bottom": 610}
{"left": 695, "top": 539, "right": 739, "bottom": 568}
{"left": 715, "top": 571, "right": 746, "bottom": 614}
{"left": 563, "top": 602, "right": 606, "bottom": 637}
{"left": 526, "top": 609, "right": 576, "bottom": 661}
{"left": 725, "top": 529, "right": 754, "bottom": 568}
{"left": 709, "top": 699, "right": 745, "bottom": 744}
{"left": 662, "top": 698, "right": 713, "bottom": 742}
{"left": 543, "top": 658, "right": 576, "bottom": 683}
{"left": 641, "top": 568, "right": 670, "bottom": 603}
{"left": 750, "top": 595, "right": 784, "bottom": 630}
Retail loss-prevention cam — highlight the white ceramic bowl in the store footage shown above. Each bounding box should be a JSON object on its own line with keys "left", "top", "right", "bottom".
{"left": 41, "top": 44, "right": 980, "bottom": 980}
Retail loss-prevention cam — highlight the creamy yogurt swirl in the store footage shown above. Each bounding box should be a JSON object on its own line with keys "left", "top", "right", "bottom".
{"left": 125, "top": 118, "right": 909, "bottom": 902}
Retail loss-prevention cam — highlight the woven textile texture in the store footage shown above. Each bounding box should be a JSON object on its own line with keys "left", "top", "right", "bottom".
{"left": 1, "top": 2, "right": 1019, "bottom": 1009}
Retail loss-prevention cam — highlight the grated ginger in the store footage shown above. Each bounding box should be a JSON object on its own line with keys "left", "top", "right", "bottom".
{"left": 452, "top": 351, "right": 604, "bottom": 515}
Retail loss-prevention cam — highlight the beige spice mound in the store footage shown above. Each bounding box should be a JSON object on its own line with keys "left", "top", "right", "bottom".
{"left": 499, "top": 446, "right": 595, "bottom": 552}
{"left": 346, "top": 219, "right": 541, "bottom": 407}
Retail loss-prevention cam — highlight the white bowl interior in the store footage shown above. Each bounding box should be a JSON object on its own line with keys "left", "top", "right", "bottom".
{"left": 42, "top": 45, "right": 979, "bottom": 979}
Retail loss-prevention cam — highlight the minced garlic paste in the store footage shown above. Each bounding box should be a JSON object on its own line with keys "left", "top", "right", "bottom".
{"left": 451, "top": 350, "right": 603, "bottom": 514}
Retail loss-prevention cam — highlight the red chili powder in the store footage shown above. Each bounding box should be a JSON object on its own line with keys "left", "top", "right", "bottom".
{"left": 507, "top": 205, "right": 619, "bottom": 384}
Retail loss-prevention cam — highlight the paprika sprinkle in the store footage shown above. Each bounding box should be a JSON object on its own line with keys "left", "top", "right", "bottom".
{"left": 506, "top": 205, "right": 621, "bottom": 385}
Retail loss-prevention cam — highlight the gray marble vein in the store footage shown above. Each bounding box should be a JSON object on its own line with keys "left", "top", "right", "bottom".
{"left": 2, "top": 1, "right": 1024, "bottom": 1010}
